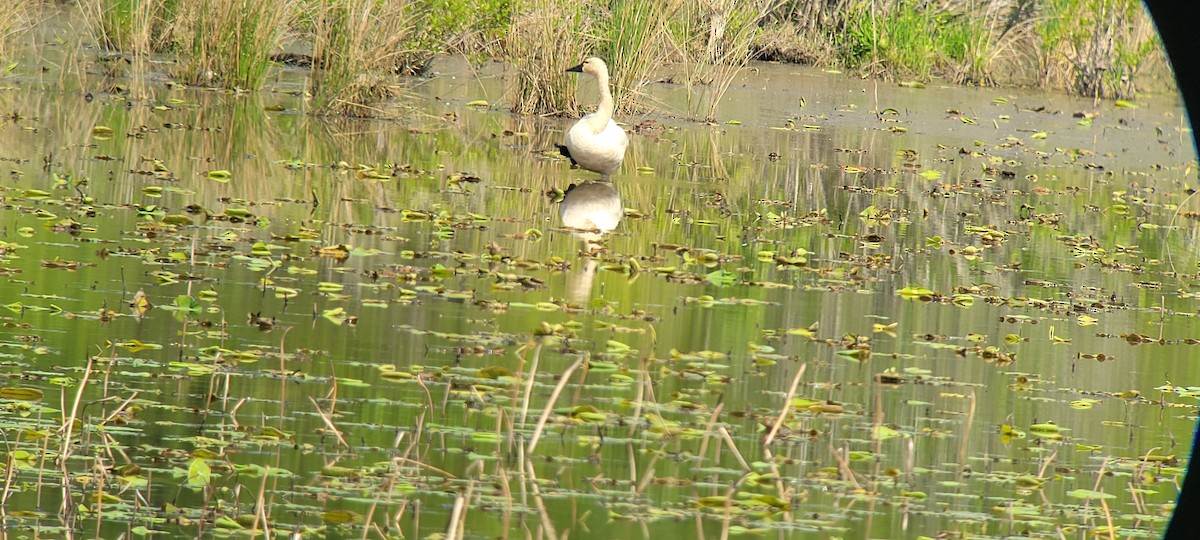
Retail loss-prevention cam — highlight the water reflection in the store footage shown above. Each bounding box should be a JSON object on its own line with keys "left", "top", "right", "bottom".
{"left": 558, "top": 180, "right": 623, "bottom": 302}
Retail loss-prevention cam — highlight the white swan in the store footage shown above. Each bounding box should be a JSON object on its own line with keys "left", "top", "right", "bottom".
{"left": 562, "top": 57, "right": 628, "bottom": 177}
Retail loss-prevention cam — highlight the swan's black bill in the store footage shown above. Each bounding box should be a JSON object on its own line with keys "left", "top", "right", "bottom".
{"left": 566, "top": 63, "right": 584, "bottom": 73}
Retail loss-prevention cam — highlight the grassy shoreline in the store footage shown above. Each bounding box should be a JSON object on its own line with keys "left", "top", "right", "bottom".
{"left": 3, "top": 0, "right": 1172, "bottom": 118}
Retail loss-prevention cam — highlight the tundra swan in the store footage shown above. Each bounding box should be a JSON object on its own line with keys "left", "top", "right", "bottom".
{"left": 561, "top": 57, "right": 628, "bottom": 177}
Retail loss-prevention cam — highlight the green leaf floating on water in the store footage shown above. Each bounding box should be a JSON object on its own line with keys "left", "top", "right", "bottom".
{"left": 117, "top": 339, "right": 163, "bottom": 352}
{"left": 1029, "top": 422, "right": 1063, "bottom": 440}
{"left": 173, "top": 295, "right": 201, "bottom": 313}
{"left": 872, "top": 425, "right": 902, "bottom": 440}
{"left": 186, "top": 458, "right": 211, "bottom": 488}
{"left": 898, "top": 286, "right": 935, "bottom": 299}
{"left": 706, "top": 270, "right": 736, "bottom": 286}
{"left": 1067, "top": 489, "right": 1116, "bottom": 500}
{"left": 0, "top": 387, "right": 44, "bottom": 401}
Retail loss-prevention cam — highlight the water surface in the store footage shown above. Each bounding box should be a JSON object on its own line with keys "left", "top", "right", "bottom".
{"left": 0, "top": 20, "right": 1196, "bottom": 539}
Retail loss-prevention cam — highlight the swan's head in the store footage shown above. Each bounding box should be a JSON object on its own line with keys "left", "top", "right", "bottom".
{"left": 567, "top": 57, "right": 609, "bottom": 78}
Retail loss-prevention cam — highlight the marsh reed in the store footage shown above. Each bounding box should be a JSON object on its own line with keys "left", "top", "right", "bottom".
{"left": 74, "top": 0, "right": 1167, "bottom": 112}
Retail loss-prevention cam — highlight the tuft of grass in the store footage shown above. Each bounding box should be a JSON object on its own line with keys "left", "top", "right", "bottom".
{"left": 752, "top": 0, "right": 1165, "bottom": 99}
{"left": 308, "top": 0, "right": 416, "bottom": 116}
{"left": 173, "top": 0, "right": 296, "bottom": 89}
{"left": 80, "top": 0, "right": 179, "bottom": 55}
{"left": 507, "top": 0, "right": 591, "bottom": 116}
{"left": 410, "top": 0, "right": 512, "bottom": 74}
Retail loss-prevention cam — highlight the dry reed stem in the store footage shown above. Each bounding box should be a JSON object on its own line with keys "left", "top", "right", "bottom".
{"left": 98, "top": 391, "right": 140, "bottom": 425}
{"left": 717, "top": 426, "right": 750, "bottom": 472}
{"left": 763, "top": 363, "right": 806, "bottom": 447}
{"left": 445, "top": 495, "right": 466, "bottom": 540}
{"left": 627, "top": 355, "right": 648, "bottom": 439}
{"left": 307, "top": 396, "right": 350, "bottom": 449}
{"left": 251, "top": 465, "right": 272, "bottom": 538}
{"left": 58, "top": 354, "right": 95, "bottom": 464}
{"left": 519, "top": 341, "right": 541, "bottom": 428}
{"left": 497, "top": 462, "right": 514, "bottom": 535}
{"left": 527, "top": 355, "right": 585, "bottom": 455}
{"left": 392, "top": 456, "right": 457, "bottom": 480}
{"left": 697, "top": 402, "right": 724, "bottom": 465}
{"left": 829, "top": 443, "right": 863, "bottom": 490}
{"left": 0, "top": 453, "right": 14, "bottom": 509}
{"left": 957, "top": 390, "right": 976, "bottom": 479}
{"left": 228, "top": 397, "right": 248, "bottom": 428}
{"left": 1036, "top": 450, "right": 1058, "bottom": 479}
{"left": 416, "top": 374, "right": 434, "bottom": 420}
{"left": 634, "top": 446, "right": 660, "bottom": 495}
{"left": 719, "top": 474, "right": 751, "bottom": 540}
{"left": 523, "top": 458, "right": 559, "bottom": 540}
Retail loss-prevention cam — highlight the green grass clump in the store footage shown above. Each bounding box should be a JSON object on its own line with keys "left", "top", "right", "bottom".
{"left": 598, "top": 0, "right": 681, "bottom": 114}
{"left": 76, "top": 0, "right": 1171, "bottom": 111}
{"left": 81, "top": 0, "right": 180, "bottom": 55}
{"left": 670, "top": 0, "right": 781, "bottom": 122}
{"left": 174, "top": 0, "right": 295, "bottom": 89}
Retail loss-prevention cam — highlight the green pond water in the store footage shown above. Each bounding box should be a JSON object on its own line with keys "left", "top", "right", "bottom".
{"left": 0, "top": 18, "right": 1198, "bottom": 540}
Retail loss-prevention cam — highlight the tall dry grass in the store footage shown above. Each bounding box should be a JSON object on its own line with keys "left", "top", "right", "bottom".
{"left": 507, "top": 0, "right": 592, "bottom": 116}
{"left": 308, "top": 0, "right": 417, "bottom": 116}
{"left": 0, "top": 0, "right": 37, "bottom": 61}
{"left": 1035, "top": 0, "right": 1159, "bottom": 99}
{"left": 173, "top": 0, "right": 296, "bottom": 89}
{"left": 673, "top": 0, "right": 782, "bottom": 122}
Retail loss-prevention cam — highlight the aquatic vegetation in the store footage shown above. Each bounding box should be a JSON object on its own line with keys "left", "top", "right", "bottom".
{"left": 757, "top": 0, "right": 1165, "bottom": 99}
{"left": 507, "top": 0, "right": 590, "bottom": 116}
{"left": 70, "top": 0, "right": 1170, "bottom": 105}
{"left": 672, "top": 0, "right": 782, "bottom": 122}
{"left": 598, "top": 0, "right": 680, "bottom": 114}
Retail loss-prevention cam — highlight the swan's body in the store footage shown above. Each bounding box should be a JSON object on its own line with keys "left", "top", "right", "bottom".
{"left": 564, "top": 57, "right": 628, "bottom": 177}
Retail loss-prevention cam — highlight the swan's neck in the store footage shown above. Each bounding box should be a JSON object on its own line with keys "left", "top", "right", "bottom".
{"left": 585, "top": 71, "right": 615, "bottom": 134}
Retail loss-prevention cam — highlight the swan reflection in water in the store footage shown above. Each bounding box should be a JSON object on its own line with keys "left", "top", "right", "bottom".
{"left": 557, "top": 181, "right": 622, "bottom": 302}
